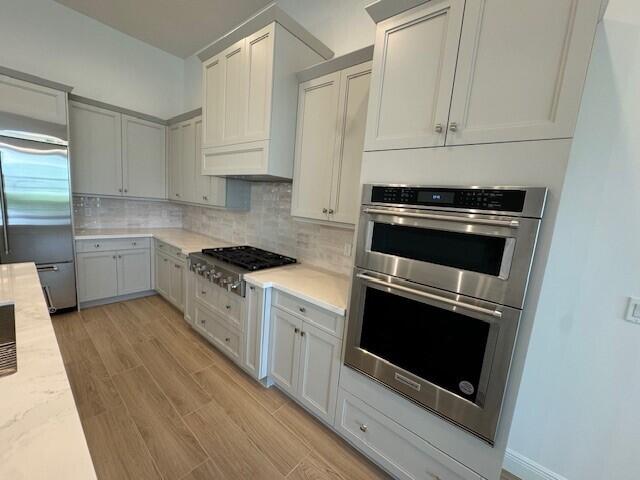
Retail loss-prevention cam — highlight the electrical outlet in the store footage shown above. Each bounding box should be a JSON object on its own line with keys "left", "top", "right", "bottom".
{"left": 343, "top": 242, "right": 353, "bottom": 257}
{"left": 625, "top": 298, "right": 640, "bottom": 324}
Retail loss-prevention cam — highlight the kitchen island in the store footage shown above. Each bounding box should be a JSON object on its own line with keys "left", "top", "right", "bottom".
{"left": 0, "top": 263, "right": 96, "bottom": 480}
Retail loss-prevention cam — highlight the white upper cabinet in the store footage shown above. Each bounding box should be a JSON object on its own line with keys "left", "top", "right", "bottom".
{"left": 167, "top": 115, "right": 249, "bottom": 209}
{"left": 70, "top": 101, "right": 167, "bottom": 200}
{"left": 292, "top": 60, "right": 372, "bottom": 225}
{"left": 121, "top": 115, "right": 166, "bottom": 199}
{"left": 330, "top": 62, "right": 372, "bottom": 224}
{"left": 292, "top": 72, "right": 341, "bottom": 222}
{"left": 168, "top": 123, "right": 183, "bottom": 201}
{"left": 446, "top": 0, "right": 602, "bottom": 145}
{"left": 0, "top": 74, "right": 67, "bottom": 125}
{"left": 244, "top": 25, "right": 274, "bottom": 142}
{"left": 70, "top": 101, "right": 123, "bottom": 197}
{"left": 365, "top": 0, "right": 465, "bottom": 151}
{"left": 201, "top": 22, "right": 323, "bottom": 179}
{"left": 365, "top": 0, "right": 602, "bottom": 150}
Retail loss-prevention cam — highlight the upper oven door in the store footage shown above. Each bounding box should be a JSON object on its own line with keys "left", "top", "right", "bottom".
{"left": 355, "top": 206, "right": 542, "bottom": 309}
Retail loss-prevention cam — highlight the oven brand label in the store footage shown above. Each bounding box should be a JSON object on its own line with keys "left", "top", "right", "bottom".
{"left": 459, "top": 381, "right": 475, "bottom": 396}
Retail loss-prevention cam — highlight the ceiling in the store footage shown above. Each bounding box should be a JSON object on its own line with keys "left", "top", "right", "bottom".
{"left": 53, "top": 0, "right": 273, "bottom": 58}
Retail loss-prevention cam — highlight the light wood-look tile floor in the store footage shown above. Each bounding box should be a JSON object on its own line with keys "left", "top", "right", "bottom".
{"left": 52, "top": 295, "right": 390, "bottom": 480}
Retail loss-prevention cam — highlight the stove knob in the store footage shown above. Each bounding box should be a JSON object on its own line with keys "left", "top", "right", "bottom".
{"left": 211, "top": 272, "right": 222, "bottom": 280}
{"left": 219, "top": 277, "right": 228, "bottom": 287}
{"left": 227, "top": 281, "right": 241, "bottom": 292}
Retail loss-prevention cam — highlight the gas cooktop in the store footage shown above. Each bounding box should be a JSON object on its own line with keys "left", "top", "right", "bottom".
{"left": 201, "top": 246, "right": 297, "bottom": 271}
{"left": 188, "top": 246, "right": 296, "bottom": 297}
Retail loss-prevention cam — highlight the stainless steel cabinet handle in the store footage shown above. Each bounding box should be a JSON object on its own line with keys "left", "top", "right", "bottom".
{"left": 359, "top": 424, "right": 368, "bottom": 433}
{"left": 42, "top": 285, "right": 56, "bottom": 314}
{"left": 434, "top": 123, "right": 443, "bottom": 133}
{"left": 37, "top": 265, "right": 59, "bottom": 273}
{"left": 449, "top": 122, "right": 458, "bottom": 132}
{"left": 356, "top": 273, "right": 503, "bottom": 319}
{"left": 362, "top": 208, "right": 520, "bottom": 228}
{"left": 0, "top": 152, "right": 10, "bottom": 255}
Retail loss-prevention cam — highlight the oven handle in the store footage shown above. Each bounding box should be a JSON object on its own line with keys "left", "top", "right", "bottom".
{"left": 362, "top": 208, "right": 520, "bottom": 229}
{"left": 356, "top": 273, "right": 503, "bottom": 319}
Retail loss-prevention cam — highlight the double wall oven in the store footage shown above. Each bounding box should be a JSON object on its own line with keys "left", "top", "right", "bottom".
{"left": 345, "top": 185, "right": 547, "bottom": 444}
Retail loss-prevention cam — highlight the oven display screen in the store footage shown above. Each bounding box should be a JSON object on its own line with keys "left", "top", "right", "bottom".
{"left": 417, "top": 191, "right": 455, "bottom": 204}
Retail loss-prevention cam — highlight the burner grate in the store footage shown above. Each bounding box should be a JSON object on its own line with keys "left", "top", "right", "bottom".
{"left": 201, "top": 246, "right": 297, "bottom": 271}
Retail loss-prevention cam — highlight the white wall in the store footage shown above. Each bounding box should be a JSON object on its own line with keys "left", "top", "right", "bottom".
{"left": 505, "top": 2, "right": 640, "bottom": 479}
{"left": 0, "top": 0, "right": 184, "bottom": 118}
{"left": 182, "top": 0, "right": 375, "bottom": 110}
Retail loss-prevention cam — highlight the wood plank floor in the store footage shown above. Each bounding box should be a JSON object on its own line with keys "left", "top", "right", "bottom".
{"left": 52, "top": 295, "right": 391, "bottom": 480}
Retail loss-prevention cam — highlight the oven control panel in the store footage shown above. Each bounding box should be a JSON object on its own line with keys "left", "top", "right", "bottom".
{"left": 370, "top": 186, "right": 527, "bottom": 213}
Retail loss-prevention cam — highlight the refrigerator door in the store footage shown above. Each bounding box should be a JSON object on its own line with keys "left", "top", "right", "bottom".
{"left": 0, "top": 135, "right": 74, "bottom": 264}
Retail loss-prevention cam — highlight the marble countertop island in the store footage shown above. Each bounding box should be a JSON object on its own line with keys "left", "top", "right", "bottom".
{"left": 0, "top": 263, "right": 96, "bottom": 480}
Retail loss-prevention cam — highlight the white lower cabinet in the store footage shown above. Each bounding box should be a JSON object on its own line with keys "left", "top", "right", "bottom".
{"left": 76, "top": 242, "right": 151, "bottom": 304}
{"left": 194, "top": 303, "right": 242, "bottom": 364}
{"left": 243, "top": 284, "right": 268, "bottom": 379}
{"left": 269, "top": 304, "right": 343, "bottom": 424}
{"left": 335, "top": 389, "right": 484, "bottom": 480}
{"left": 154, "top": 246, "right": 186, "bottom": 312}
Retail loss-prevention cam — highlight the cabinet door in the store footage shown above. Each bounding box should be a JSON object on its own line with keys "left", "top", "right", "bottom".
{"left": 244, "top": 24, "right": 274, "bottom": 142}
{"left": 269, "top": 308, "right": 302, "bottom": 396}
{"left": 222, "top": 39, "right": 247, "bottom": 145}
{"left": 169, "top": 260, "right": 185, "bottom": 312}
{"left": 180, "top": 120, "right": 197, "bottom": 203}
{"left": 364, "top": 0, "right": 465, "bottom": 151}
{"left": 155, "top": 251, "right": 171, "bottom": 298}
{"left": 122, "top": 115, "right": 166, "bottom": 199}
{"left": 291, "top": 72, "right": 341, "bottom": 221}
{"left": 446, "top": 0, "right": 601, "bottom": 145}
{"left": 329, "top": 62, "right": 372, "bottom": 225}
{"left": 202, "top": 53, "right": 224, "bottom": 147}
{"left": 77, "top": 251, "right": 118, "bottom": 302}
{"left": 116, "top": 249, "right": 151, "bottom": 296}
{"left": 168, "top": 124, "right": 183, "bottom": 201}
{"left": 297, "top": 322, "right": 342, "bottom": 424}
{"left": 243, "top": 285, "right": 264, "bottom": 379}
{"left": 69, "top": 102, "right": 123, "bottom": 196}
{"left": 193, "top": 117, "right": 211, "bottom": 204}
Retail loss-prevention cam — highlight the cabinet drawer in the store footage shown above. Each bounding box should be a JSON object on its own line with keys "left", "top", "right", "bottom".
{"left": 194, "top": 303, "right": 241, "bottom": 364}
{"left": 273, "top": 290, "right": 343, "bottom": 338}
{"left": 155, "top": 239, "right": 186, "bottom": 261}
{"left": 76, "top": 237, "right": 150, "bottom": 253}
{"left": 202, "top": 140, "right": 268, "bottom": 176}
{"left": 195, "top": 277, "right": 244, "bottom": 331}
{"left": 336, "top": 389, "right": 484, "bottom": 480}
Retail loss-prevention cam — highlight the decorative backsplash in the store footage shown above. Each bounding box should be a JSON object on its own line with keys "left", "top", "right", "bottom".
{"left": 182, "top": 183, "right": 356, "bottom": 276}
{"left": 73, "top": 196, "right": 183, "bottom": 229}
{"left": 73, "top": 183, "right": 355, "bottom": 276}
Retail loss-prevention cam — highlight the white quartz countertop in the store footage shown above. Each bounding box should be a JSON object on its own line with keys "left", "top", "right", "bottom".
{"left": 245, "top": 264, "right": 351, "bottom": 316}
{"left": 0, "top": 263, "right": 96, "bottom": 480}
{"left": 74, "top": 227, "right": 231, "bottom": 255}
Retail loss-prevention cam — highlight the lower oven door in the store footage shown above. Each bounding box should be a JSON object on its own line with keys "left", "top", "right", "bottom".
{"left": 344, "top": 268, "right": 521, "bottom": 444}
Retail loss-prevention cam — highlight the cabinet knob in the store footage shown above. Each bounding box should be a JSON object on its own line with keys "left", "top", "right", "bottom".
{"left": 132, "top": 242, "right": 137, "bottom": 246}
{"left": 118, "top": 188, "right": 122, "bottom": 193}
{"left": 124, "top": 189, "right": 128, "bottom": 193}
{"left": 200, "top": 319, "right": 205, "bottom": 325}
{"left": 225, "top": 305, "right": 231, "bottom": 310}
{"left": 359, "top": 424, "right": 368, "bottom": 433}
{"left": 203, "top": 196, "right": 208, "bottom": 201}
{"left": 322, "top": 208, "right": 328, "bottom": 214}
{"left": 225, "top": 337, "right": 230, "bottom": 342}
{"left": 298, "top": 306, "right": 306, "bottom": 313}
{"left": 175, "top": 264, "right": 180, "bottom": 269}
{"left": 448, "top": 122, "right": 458, "bottom": 132}
{"left": 201, "top": 290, "right": 207, "bottom": 295}
{"left": 112, "top": 255, "right": 117, "bottom": 259}
{"left": 294, "top": 327, "right": 299, "bottom": 334}
{"left": 249, "top": 286, "right": 255, "bottom": 291}
{"left": 300, "top": 331, "right": 305, "bottom": 337}
{"left": 328, "top": 209, "right": 334, "bottom": 215}
{"left": 434, "top": 123, "right": 443, "bottom": 133}
{"left": 118, "top": 255, "right": 122, "bottom": 259}
{"left": 94, "top": 243, "right": 100, "bottom": 248}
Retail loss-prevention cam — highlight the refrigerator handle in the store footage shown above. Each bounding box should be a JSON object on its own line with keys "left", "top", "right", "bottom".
{"left": 0, "top": 152, "right": 9, "bottom": 255}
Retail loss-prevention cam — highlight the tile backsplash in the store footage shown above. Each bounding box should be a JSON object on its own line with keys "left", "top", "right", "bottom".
{"left": 182, "top": 183, "right": 356, "bottom": 276}
{"left": 73, "top": 183, "right": 355, "bottom": 276}
{"left": 73, "top": 196, "right": 183, "bottom": 229}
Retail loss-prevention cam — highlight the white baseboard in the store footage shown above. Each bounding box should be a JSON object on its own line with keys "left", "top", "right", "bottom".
{"left": 503, "top": 449, "right": 567, "bottom": 480}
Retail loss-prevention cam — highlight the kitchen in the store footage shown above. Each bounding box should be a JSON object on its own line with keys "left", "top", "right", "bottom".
{"left": 0, "top": 1, "right": 637, "bottom": 480}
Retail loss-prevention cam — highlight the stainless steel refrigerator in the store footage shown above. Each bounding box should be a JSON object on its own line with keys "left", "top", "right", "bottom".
{"left": 0, "top": 117, "right": 76, "bottom": 313}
